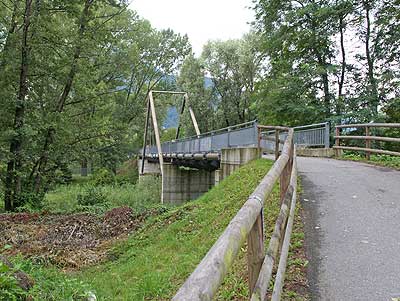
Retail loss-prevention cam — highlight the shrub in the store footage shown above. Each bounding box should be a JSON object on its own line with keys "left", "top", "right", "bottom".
{"left": 92, "top": 168, "right": 115, "bottom": 186}
{"left": 0, "top": 261, "right": 28, "bottom": 301}
{"left": 116, "top": 159, "right": 139, "bottom": 185}
{"left": 77, "top": 187, "right": 109, "bottom": 206}
{"left": 14, "top": 192, "right": 45, "bottom": 212}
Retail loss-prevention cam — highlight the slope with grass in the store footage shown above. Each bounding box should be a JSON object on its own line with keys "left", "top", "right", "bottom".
{"left": 2, "top": 158, "right": 309, "bottom": 300}
{"left": 78, "top": 158, "right": 308, "bottom": 300}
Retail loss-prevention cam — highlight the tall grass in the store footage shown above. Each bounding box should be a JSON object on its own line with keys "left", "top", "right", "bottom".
{"left": 43, "top": 175, "right": 162, "bottom": 214}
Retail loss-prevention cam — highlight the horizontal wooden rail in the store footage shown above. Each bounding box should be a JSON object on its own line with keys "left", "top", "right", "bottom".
{"left": 335, "top": 123, "right": 400, "bottom": 159}
{"left": 251, "top": 148, "right": 297, "bottom": 301}
{"left": 334, "top": 135, "right": 400, "bottom": 143}
{"left": 173, "top": 129, "right": 295, "bottom": 301}
{"left": 257, "top": 125, "right": 289, "bottom": 131}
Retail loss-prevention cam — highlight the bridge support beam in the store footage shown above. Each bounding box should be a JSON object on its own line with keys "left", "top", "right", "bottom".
{"left": 162, "top": 163, "right": 215, "bottom": 204}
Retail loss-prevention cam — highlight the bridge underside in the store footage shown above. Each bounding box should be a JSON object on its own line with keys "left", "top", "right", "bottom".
{"left": 139, "top": 147, "right": 261, "bottom": 204}
{"left": 144, "top": 154, "right": 220, "bottom": 171}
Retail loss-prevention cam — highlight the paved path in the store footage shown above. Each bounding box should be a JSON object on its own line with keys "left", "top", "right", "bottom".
{"left": 299, "top": 157, "right": 400, "bottom": 301}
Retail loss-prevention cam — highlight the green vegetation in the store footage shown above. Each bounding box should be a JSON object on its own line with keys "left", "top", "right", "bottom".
{"left": 43, "top": 175, "right": 161, "bottom": 214}
{"left": 253, "top": 0, "right": 400, "bottom": 126}
{"left": 1, "top": 159, "right": 309, "bottom": 300}
{"left": 2, "top": 0, "right": 399, "bottom": 212}
{"left": 342, "top": 153, "right": 400, "bottom": 170}
{"left": 2, "top": 255, "right": 90, "bottom": 301}
{"left": 78, "top": 159, "right": 276, "bottom": 300}
{"left": 0, "top": 258, "right": 28, "bottom": 301}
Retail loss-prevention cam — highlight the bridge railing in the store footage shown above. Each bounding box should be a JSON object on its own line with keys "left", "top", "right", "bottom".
{"left": 334, "top": 123, "right": 400, "bottom": 159}
{"left": 144, "top": 120, "right": 259, "bottom": 157}
{"left": 173, "top": 128, "right": 298, "bottom": 301}
{"left": 259, "top": 122, "right": 330, "bottom": 153}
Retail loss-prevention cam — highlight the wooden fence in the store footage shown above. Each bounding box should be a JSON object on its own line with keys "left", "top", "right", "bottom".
{"left": 173, "top": 128, "right": 298, "bottom": 301}
{"left": 334, "top": 123, "right": 400, "bottom": 159}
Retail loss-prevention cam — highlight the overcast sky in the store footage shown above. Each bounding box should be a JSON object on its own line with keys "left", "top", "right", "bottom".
{"left": 129, "top": 0, "right": 255, "bottom": 56}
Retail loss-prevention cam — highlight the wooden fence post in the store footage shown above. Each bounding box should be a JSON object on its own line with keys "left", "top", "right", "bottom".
{"left": 247, "top": 211, "right": 265, "bottom": 296}
{"left": 335, "top": 126, "right": 340, "bottom": 157}
{"left": 280, "top": 142, "right": 292, "bottom": 205}
{"left": 275, "top": 130, "right": 280, "bottom": 160}
{"left": 365, "top": 126, "right": 371, "bottom": 160}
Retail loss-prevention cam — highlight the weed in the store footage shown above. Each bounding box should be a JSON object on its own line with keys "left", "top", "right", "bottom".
{"left": 342, "top": 152, "right": 400, "bottom": 169}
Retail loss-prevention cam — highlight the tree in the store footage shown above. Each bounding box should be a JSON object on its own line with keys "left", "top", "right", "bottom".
{"left": 177, "top": 54, "right": 214, "bottom": 135}
{"left": 254, "top": 0, "right": 338, "bottom": 124}
{"left": 0, "top": 0, "right": 190, "bottom": 210}
{"left": 201, "top": 33, "right": 263, "bottom": 127}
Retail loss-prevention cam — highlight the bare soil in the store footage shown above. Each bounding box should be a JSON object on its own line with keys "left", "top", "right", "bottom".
{"left": 0, "top": 206, "right": 162, "bottom": 269}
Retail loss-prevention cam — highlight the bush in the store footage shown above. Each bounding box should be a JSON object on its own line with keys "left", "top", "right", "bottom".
{"left": 77, "top": 187, "right": 109, "bottom": 207}
{"left": 15, "top": 192, "right": 45, "bottom": 212}
{"left": 11, "top": 256, "right": 91, "bottom": 301}
{"left": 92, "top": 168, "right": 115, "bottom": 186}
{"left": 0, "top": 261, "right": 28, "bottom": 301}
{"left": 116, "top": 159, "right": 139, "bottom": 185}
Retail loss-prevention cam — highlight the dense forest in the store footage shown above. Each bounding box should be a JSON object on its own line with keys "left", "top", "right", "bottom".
{"left": 1, "top": 0, "right": 399, "bottom": 211}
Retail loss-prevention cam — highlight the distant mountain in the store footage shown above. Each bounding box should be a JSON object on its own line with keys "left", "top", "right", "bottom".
{"left": 163, "top": 106, "right": 179, "bottom": 129}
{"left": 204, "top": 77, "right": 213, "bottom": 88}
{"left": 162, "top": 77, "right": 214, "bottom": 129}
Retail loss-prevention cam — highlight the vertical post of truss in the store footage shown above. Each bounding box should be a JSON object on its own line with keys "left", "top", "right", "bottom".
{"left": 186, "top": 93, "right": 201, "bottom": 137}
{"left": 149, "top": 91, "right": 164, "bottom": 175}
{"left": 141, "top": 96, "right": 151, "bottom": 175}
{"left": 175, "top": 93, "right": 187, "bottom": 140}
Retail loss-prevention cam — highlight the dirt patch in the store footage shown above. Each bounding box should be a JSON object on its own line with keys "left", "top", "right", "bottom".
{"left": 0, "top": 207, "right": 162, "bottom": 269}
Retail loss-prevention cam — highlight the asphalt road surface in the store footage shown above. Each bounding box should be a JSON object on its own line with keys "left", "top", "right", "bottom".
{"left": 299, "top": 157, "right": 400, "bottom": 301}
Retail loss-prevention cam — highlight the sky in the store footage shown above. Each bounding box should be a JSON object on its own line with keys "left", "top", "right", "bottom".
{"left": 129, "top": 0, "right": 255, "bottom": 56}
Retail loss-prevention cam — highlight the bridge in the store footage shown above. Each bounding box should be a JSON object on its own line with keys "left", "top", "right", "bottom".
{"left": 139, "top": 91, "right": 330, "bottom": 203}
{"left": 138, "top": 91, "right": 400, "bottom": 300}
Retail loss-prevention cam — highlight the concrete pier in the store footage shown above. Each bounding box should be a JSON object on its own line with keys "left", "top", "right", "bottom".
{"left": 138, "top": 158, "right": 161, "bottom": 175}
{"left": 219, "top": 147, "right": 261, "bottom": 180}
{"left": 162, "top": 164, "right": 215, "bottom": 204}
{"left": 139, "top": 147, "right": 261, "bottom": 204}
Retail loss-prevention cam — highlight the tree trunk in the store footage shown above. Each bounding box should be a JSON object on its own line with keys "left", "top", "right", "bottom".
{"left": 364, "top": 2, "right": 379, "bottom": 118}
{"left": 317, "top": 53, "right": 331, "bottom": 119}
{"left": 4, "top": 0, "right": 33, "bottom": 211}
{"left": 33, "top": 0, "right": 92, "bottom": 193}
{"left": 81, "top": 158, "right": 88, "bottom": 177}
{"left": 337, "top": 15, "right": 346, "bottom": 117}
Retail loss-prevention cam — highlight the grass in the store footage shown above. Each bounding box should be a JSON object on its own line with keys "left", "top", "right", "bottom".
{"left": 43, "top": 175, "right": 161, "bottom": 214}
{"left": 4, "top": 255, "right": 90, "bottom": 301}
{"left": 341, "top": 152, "right": 400, "bottom": 170}
{"left": 281, "top": 202, "right": 310, "bottom": 300}
{"left": 2, "top": 158, "right": 309, "bottom": 300}
{"left": 77, "top": 158, "right": 277, "bottom": 300}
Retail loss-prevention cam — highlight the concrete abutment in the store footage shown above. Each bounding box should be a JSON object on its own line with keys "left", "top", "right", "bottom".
{"left": 139, "top": 147, "right": 261, "bottom": 204}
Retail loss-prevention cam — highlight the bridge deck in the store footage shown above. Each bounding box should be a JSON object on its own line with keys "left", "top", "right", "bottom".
{"left": 299, "top": 157, "right": 400, "bottom": 300}
{"left": 141, "top": 121, "right": 329, "bottom": 159}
